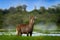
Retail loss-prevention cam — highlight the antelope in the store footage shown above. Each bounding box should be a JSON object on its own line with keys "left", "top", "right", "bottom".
{"left": 16, "top": 16, "right": 36, "bottom": 36}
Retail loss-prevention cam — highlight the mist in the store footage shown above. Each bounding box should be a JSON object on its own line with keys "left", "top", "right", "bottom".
{"left": 34, "top": 22, "right": 57, "bottom": 31}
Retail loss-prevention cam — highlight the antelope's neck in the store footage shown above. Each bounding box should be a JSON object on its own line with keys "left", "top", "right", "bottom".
{"left": 28, "top": 19, "right": 34, "bottom": 28}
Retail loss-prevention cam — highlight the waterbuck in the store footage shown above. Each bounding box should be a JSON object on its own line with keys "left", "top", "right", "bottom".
{"left": 16, "top": 16, "right": 36, "bottom": 36}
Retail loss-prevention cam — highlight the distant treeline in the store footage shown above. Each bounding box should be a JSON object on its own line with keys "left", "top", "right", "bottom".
{"left": 0, "top": 4, "right": 60, "bottom": 29}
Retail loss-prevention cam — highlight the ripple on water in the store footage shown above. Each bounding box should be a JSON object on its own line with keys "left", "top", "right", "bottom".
{"left": 0, "top": 32, "right": 60, "bottom": 36}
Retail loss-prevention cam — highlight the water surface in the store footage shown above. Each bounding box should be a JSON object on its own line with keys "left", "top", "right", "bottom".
{"left": 0, "top": 32, "right": 60, "bottom": 36}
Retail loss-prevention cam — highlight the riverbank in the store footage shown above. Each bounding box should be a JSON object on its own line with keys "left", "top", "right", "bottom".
{"left": 0, "top": 35, "right": 60, "bottom": 40}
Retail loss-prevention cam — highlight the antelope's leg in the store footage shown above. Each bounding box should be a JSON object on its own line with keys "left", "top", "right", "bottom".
{"left": 27, "top": 33, "right": 29, "bottom": 36}
{"left": 19, "top": 32, "right": 22, "bottom": 36}
{"left": 30, "top": 32, "right": 32, "bottom": 36}
{"left": 16, "top": 29, "right": 19, "bottom": 35}
{"left": 17, "top": 31, "right": 20, "bottom": 36}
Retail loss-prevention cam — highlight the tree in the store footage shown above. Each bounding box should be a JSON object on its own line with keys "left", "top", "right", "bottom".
{"left": 48, "top": 8, "right": 56, "bottom": 14}
{"left": 22, "top": 4, "right": 27, "bottom": 12}
{"left": 56, "top": 15, "right": 60, "bottom": 29}
{"left": 0, "top": 9, "right": 3, "bottom": 28}
{"left": 9, "top": 7, "right": 16, "bottom": 14}
{"left": 39, "top": 7, "right": 46, "bottom": 14}
{"left": 52, "top": 4, "right": 60, "bottom": 14}
{"left": 16, "top": 6, "right": 22, "bottom": 13}
{"left": 3, "top": 9, "right": 9, "bottom": 14}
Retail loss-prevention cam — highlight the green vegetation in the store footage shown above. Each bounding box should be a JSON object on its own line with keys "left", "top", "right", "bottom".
{"left": 0, "top": 4, "right": 60, "bottom": 29}
{"left": 0, "top": 35, "right": 60, "bottom": 40}
{"left": 0, "top": 2, "right": 60, "bottom": 40}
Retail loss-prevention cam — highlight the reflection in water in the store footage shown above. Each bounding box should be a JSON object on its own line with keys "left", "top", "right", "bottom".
{"left": 0, "top": 32, "right": 60, "bottom": 36}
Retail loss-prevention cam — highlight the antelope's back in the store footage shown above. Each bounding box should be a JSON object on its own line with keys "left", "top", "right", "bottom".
{"left": 16, "top": 24, "right": 28, "bottom": 31}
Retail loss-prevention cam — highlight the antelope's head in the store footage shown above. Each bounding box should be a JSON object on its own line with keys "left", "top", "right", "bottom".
{"left": 29, "top": 16, "right": 37, "bottom": 24}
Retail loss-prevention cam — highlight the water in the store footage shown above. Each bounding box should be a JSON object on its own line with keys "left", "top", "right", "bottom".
{"left": 0, "top": 32, "right": 60, "bottom": 36}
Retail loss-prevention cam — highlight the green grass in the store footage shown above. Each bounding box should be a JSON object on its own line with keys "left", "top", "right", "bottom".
{"left": 0, "top": 35, "right": 60, "bottom": 40}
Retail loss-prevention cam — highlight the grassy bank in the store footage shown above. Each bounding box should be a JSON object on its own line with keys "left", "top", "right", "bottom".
{"left": 0, "top": 35, "right": 60, "bottom": 40}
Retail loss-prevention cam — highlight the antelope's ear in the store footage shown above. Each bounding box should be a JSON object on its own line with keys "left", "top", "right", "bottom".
{"left": 29, "top": 15, "right": 33, "bottom": 18}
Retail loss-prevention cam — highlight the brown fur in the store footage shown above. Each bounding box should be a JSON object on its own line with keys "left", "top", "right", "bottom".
{"left": 16, "top": 16, "right": 35, "bottom": 36}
